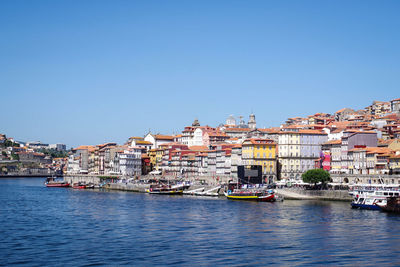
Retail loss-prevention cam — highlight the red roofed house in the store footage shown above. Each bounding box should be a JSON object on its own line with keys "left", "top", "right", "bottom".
{"left": 144, "top": 133, "right": 174, "bottom": 149}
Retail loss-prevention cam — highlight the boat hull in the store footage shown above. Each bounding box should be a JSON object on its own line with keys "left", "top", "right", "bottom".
{"left": 376, "top": 197, "right": 400, "bottom": 213}
{"left": 226, "top": 194, "right": 276, "bottom": 202}
{"left": 46, "top": 183, "right": 70, "bottom": 188}
{"left": 72, "top": 183, "right": 86, "bottom": 189}
{"left": 351, "top": 203, "right": 381, "bottom": 210}
{"left": 73, "top": 185, "right": 86, "bottom": 189}
{"left": 147, "top": 189, "right": 183, "bottom": 195}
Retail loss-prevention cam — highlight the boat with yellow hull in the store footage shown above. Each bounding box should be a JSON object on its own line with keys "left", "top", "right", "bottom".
{"left": 146, "top": 188, "right": 183, "bottom": 195}
{"left": 224, "top": 189, "right": 276, "bottom": 202}
{"left": 146, "top": 183, "right": 184, "bottom": 195}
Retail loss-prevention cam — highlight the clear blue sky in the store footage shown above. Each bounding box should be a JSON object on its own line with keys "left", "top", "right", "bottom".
{"left": 1, "top": 0, "right": 399, "bottom": 148}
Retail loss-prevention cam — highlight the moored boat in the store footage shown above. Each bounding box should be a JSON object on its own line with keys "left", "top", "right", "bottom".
{"left": 45, "top": 177, "right": 70, "bottom": 188}
{"left": 72, "top": 182, "right": 86, "bottom": 189}
{"left": 146, "top": 183, "right": 184, "bottom": 194}
{"left": 224, "top": 189, "right": 276, "bottom": 202}
{"left": 351, "top": 195, "right": 386, "bottom": 210}
{"left": 349, "top": 184, "right": 400, "bottom": 210}
{"left": 376, "top": 197, "right": 400, "bottom": 213}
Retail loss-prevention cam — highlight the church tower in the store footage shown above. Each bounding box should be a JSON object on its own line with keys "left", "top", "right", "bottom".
{"left": 226, "top": 115, "right": 236, "bottom": 127}
{"left": 192, "top": 118, "right": 200, "bottom": 127}
{"left": 248, "top": 114, "right": 256, "bottom": 130}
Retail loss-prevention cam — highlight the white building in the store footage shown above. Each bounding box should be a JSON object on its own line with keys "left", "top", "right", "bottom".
{"left": 49, "top": 143, "right": 67, "bottom": 151}
{"left": 67, "top": 155, "right": 80, "bottom": 174}
{"left": 144, "top": 133, "right": 174, "bottom": 149}
{"left": 190, "top": 128, "right": 204, "bottom": 146}
{"left": 323, "top": 128, "right": 344, "bottom": 141}
{"left": 117, "top": 147, "right": 142, "bottom": 176}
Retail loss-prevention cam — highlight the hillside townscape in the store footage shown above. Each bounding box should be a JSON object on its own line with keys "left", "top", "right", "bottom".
{"left": 2, "top": 98, "right": 400, "bottom": 184}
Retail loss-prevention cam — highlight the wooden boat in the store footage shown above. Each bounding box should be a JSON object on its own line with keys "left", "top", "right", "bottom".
{"left": 224, "top": 189, "right": 276, "bottom": 202}
{"left": 72, "top": 183, "right": 86, "bottom": 189}
{"left": 146, "top": 184, "right": 183, "bottom": 195}
{"left": 376, "top": 197, "right": 400, "bottom": 213}
{"left": 45, "top": 177, "right": 70, "bottom": 188}
{"left": 85, "top": 183, "right": 95, "bottom": 189}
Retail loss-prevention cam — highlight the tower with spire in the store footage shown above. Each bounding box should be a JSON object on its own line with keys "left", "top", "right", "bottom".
{"left": 248, "top": 113, "right": 256, "bottom": 130}
{"left": 192, "top": 118, "right": 200, "bottom": 127}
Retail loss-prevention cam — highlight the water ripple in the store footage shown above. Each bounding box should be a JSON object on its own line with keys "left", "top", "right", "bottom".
{"left": 2, "top": 178, "right": 400, "bottom": 266}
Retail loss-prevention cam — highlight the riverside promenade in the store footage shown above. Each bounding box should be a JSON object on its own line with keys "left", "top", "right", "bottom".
{"left": 276, "top": 188, "right": 352, "bottom": 201}
{"left": 64, "top": 174, "right": 355, "bottom": 201}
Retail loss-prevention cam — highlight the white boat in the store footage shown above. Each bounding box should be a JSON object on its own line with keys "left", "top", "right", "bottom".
{"left": 349, "top": 184, "right": 400, "bottom": 210}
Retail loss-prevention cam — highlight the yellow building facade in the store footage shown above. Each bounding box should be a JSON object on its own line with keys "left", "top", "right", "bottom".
{"left": 155, "top": 149, "right": 164, "bottom": 170}
{"left": 148, "top": 149, "right": 157, "bottom": 169}
{"left": 242, "top": 139, "right": 277, "bottom": 175}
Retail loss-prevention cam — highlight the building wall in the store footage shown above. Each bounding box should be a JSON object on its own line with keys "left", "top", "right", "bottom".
{"left": 279, "top": 132, "right": 301, "bottom": 179}
{"left": 348, "top": 133, "right": 378, "bottom": 150}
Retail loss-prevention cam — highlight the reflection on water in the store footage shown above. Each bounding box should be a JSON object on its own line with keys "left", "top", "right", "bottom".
{"left": 1, "top": 178, "right": 400, "bottom": 266}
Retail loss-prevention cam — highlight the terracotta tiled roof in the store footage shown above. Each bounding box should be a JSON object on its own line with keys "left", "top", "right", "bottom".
{"left": 328, "top": 121, "right": 352, "bottom": 128}
{"left": 378, "top": 139, "right": 394, "bottom": 146}
{"left": 335, "top": 108, "right": 349, "bottom": 114}
{"left": 74, "top": 145, "right": 95, "bottom": 150}
{"left": 323, "top": 140, "right": 342, "bottom": 145}
{"left": 243, "top": 138, "right": 276, "bottom": 145}
{"left": 135, "top": 140, "right": 152, "bottom": 145}
{"left": 298, "top": 129, "right": 326, "bottom": 135}
{"left": 258, "top": 127, "right": 281, "bottom": 133}
{"left": 189, "top": 146, "right": 208, "bottom": 151}
{"left": 283, "top": 125, "right": 304, "bottom": 129}
{"left": 155, "top": 135, "right": 174, "bottom": 140}
{"left": 208, "top": 132, "right": 228, "bottom": 137}
{"left": 224, "top": 128, "right": 251, "bottom": 132}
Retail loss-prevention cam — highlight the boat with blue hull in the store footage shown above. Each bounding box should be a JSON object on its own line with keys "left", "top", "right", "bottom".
{"left": 350, "top": 184, "right": 400, "bottom": 210}
{"left": 351, "top": 197, "right": 385, "bottom": 210}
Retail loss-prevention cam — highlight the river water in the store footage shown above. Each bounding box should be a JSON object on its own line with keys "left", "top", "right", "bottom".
{"left": 1, "top": 178, "right": 400, "bottom": 266}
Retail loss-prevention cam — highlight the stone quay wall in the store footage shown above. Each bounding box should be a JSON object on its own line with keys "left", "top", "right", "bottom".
{"left": 331, "top": 174, "right": 400, "bottom": 185}
{"left": 64, "top": 174, "right": 235, "bottom": 186}
{"left": 276, "top": 188, "right": 352, "bottom": 201}
{"left": 64, "top": 174, "right": 103, "bottom": 185}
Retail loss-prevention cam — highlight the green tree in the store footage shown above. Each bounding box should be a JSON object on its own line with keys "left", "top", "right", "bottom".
{"left": 302, "top": 169, "right": 331, "bottom": 185}
{"left": 37, "top": 148, "right": 68, "bottom": 158}
{"left": 11, "top": 152, "right": 19, "bottom": 160}
{"left": 3, "top": 140, "right": 19, "bottom": 148}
